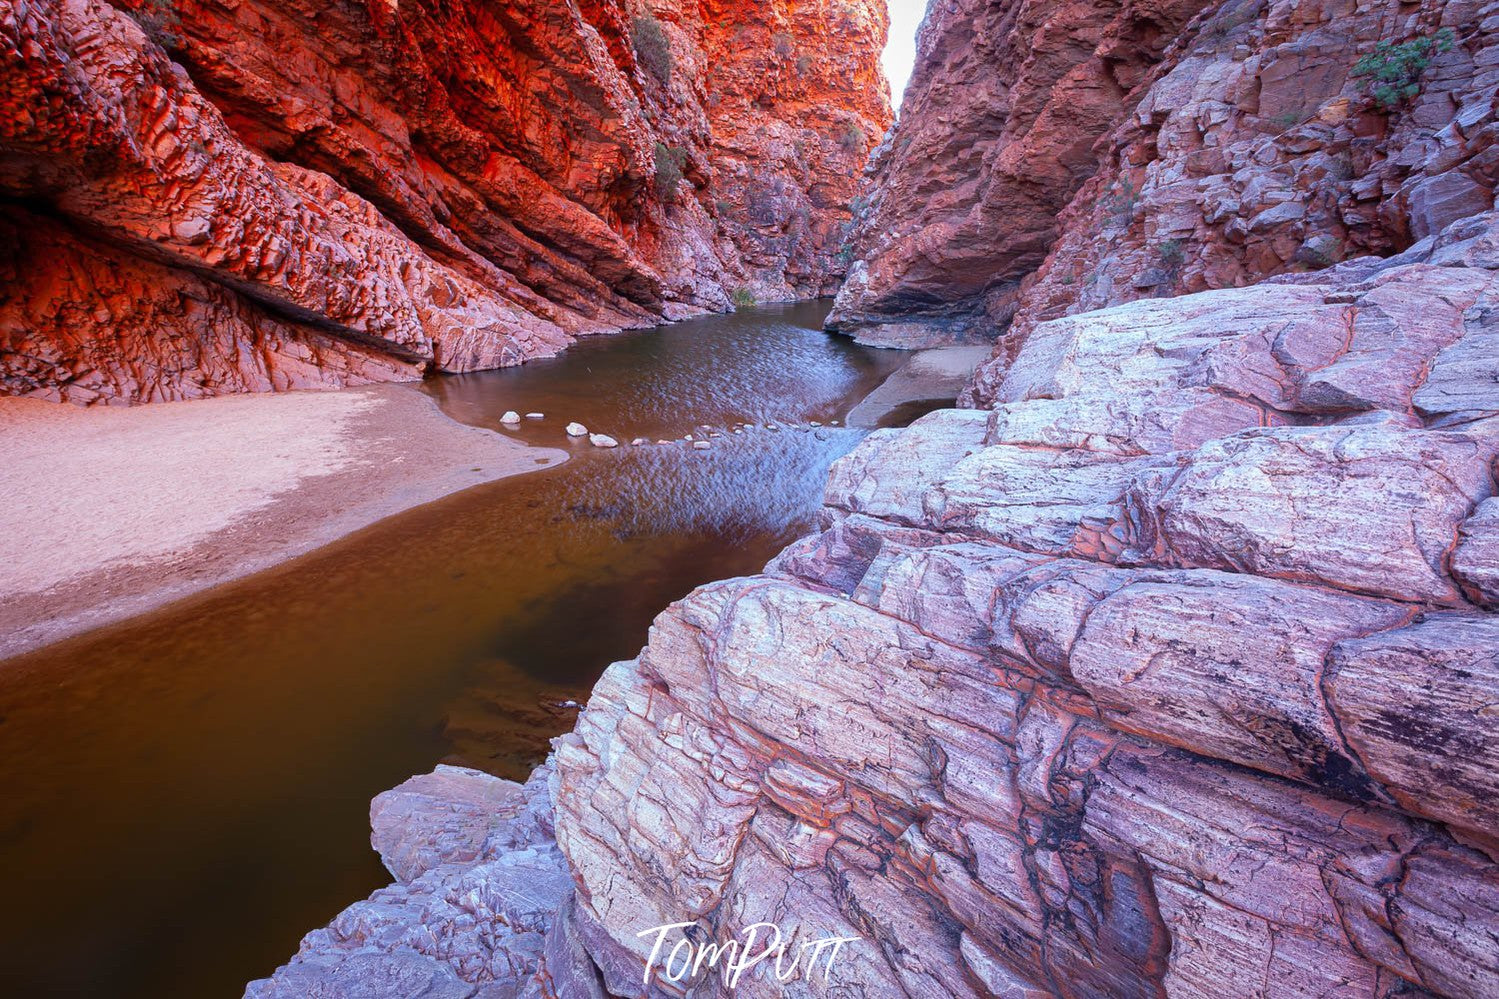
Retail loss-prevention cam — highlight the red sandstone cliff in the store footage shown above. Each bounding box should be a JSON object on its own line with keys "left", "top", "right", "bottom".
{"left": 0, "top": 0, "right": 890, "bottom": 404}
{"left": 248, "top": 2, "right": 1499, "bottom": 996}
{"left": 827, "top": 0, "right": 1209, "bottom": 344}
{"left": 967, "top": 0, "right": 1499, "bottom": 401}
{"left": 832, "top": 0, "right": 1497, "bottom": 353}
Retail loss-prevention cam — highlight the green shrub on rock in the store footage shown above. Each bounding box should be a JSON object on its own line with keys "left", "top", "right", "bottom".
{"left": 632, "top": 14, "right": 673, "bottom": 85}
{"left": 653, "top": 143, "right": 687, "bottom": 198}
{"left": 1353, "top": 29, "right": 1455, "bottom": 110}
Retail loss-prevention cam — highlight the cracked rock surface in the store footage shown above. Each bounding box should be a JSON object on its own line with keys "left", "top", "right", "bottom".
{"left": 259, "top": 211, "right": 1499, "bottom": 998}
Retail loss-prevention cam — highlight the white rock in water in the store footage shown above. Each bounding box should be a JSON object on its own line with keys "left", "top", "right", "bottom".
{"left": 765, "top": 423, "right": 780, "bottom": 432}
{"left": 589, "top": 434, "right": 619, "bottom": 448}
{"left": 566, "top": 422, "right": 588, "bottom": 437}
{"left": 656, "top": 440, "right": 671, "bottom": 445}
{"left": 684, "top": 434, "right": 695, "bottom": 441}
{"left": 692, "top": 440, "right": 711, "bottom": 450}
{"left": 810, "top": 421, "right": 823, "bottom": 427}
{"left": 500, "top": 411, "right": 521, "bottom": 424}
{"left": 830, "top": 419, "right": 841, "bottom": 426}
{"left": 525, "top": 412, "right": 545, "bottom": 420}
{"left": 631, "top": 438, "right": 648, "bottom": 446}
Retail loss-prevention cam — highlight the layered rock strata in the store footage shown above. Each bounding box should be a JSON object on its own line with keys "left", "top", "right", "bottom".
{"left": 833, "top": 0, "right": 1499, "bottom": 353}
{"left": 0, "top": 0, "right": 889, "bottom": 403}
{"left": 541, "top": 213, "right": 1499, "bottom": 997}
{"left": 828, "top": 0, "right": 1210, "bottom": 344}
{"left": 256, "top": 211, "right": 1499, "bottom": 998}
{"left": 248, "top": 1, "right": 1499, "bottom": 994}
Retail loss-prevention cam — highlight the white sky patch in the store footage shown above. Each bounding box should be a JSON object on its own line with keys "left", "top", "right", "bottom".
{"left": 882, "top": 0, "right": 927, "bottom": 112}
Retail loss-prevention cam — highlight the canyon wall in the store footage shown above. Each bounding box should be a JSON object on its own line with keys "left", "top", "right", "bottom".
{"left": 832, "top": 0, "right": 1498, "bottom": 350}
{"left": 253, "top": 1, "right": 1499, "bottom": 996}
{"left": 253, "top": 216, "right": 1499, "bottom": 999}
{"left": 0, "top": 0, "right": 889, "bottom": 404}
{"left": 827, "top": 0, "right": 1211, "bottom": 344}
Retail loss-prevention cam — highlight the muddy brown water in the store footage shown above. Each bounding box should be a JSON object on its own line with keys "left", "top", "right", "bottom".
{"left": 0, "top": 301, "right": 910, "bottom": 998}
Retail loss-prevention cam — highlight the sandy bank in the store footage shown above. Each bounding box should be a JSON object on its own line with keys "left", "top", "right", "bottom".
{"left": 845, "top": 345, "right": 992, "bottom": 428}
{"left": 0, "top": 385, "right": 564, "bottom": 660}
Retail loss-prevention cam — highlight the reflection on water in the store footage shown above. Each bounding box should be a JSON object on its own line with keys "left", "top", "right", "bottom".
{"left": 874, "top": 397, "right": 958, "bottom": 430}
{"left": 0, "top": 301, "right": 907, "bottom": 998}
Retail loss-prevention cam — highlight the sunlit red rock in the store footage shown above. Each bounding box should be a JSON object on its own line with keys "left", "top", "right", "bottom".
{"left": 0, "top": 0, "right": 890, "bottom": 404}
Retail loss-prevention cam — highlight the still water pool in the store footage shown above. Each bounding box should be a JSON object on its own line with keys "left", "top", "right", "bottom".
{"left": 0, "top": 301, "right": 908, "bottom": 997}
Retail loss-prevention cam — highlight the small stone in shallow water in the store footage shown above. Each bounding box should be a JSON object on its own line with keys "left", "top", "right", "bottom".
{"left": 656, "top": 440, "right": 671, "bottom": 445}
{"left": 765, "top": 423, "right": 779, "bottom": 431}
{"left": 692, "top": 440, "right": 711, "bottom": 450}
{"left": 565, "top": 422, "right": 587, "bottom": 437}
{"left": 589, "top": 434, "right": 618, "bottom": 448}
{"left": 810, "top": 421, "right": 822, "bottom": 427}
{"left": 500, "top": 411, "right": 521, "bottom": 424}
{"left": 684, "top": 434, "right": 695, "bottom": 441}
{"left": 525, "top": 412, "right": 545, "bottom": 420}
{"left": 829, "top": 419, "right": 840, "bottom": 425}
{"left": 630, "top": 438, "right": 647, "bottom": 446}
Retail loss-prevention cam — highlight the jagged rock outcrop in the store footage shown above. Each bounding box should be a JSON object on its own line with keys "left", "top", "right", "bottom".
{"left": 246, "top": 765, "right": 578, "bottom": 999}
{"left": 827, "top": 0, "right": 1209, "bottom": 344}
{"left": 249, "top": 2, "right": 1499, "bottom": 996}
{"left": 257, "top": 211, "right": 1499, "bottom": 999}
{"left": 0, "top": 0, "right": 889, "bottom": 403}
{"left": 967, "top": 0, "right": 1499, "bottom": 400}
{"left": 833, "top": 0, "right": 1498, "bottom": 353}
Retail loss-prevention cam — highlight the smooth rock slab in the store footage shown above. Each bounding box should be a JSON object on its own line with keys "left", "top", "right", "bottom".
{"left": 370, "top": 764, "right": 528, "bottom": 883}
{"left": 1071, "top": 573, "right": 1412, "bottom": 795}
{"left": 1453, "top": 497, "right": 1499, "bottom": 606}
{"left": 823, "top": 408, "right": 989, "bottom": 524}
{"left": 1326, "top": 614, "right": 1499, "bottom": 836}
{"left": 929, "top": 445, "right": 1158, "bottom": 559}
{"left": 1128, "top": 422, "right": 1499, "bottom": 605}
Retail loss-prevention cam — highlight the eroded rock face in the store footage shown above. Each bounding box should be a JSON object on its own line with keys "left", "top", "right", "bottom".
{"left": 540, "top": 216, "right": 1499, "bottom": 997}
{"left": 828, "top": 0, "right": 1209, "bottom": 344}
{"left": 964, "top": 0, "right": 1499, "bottom": 393}
{"left": 833, "top": 0, "right": 1498, "bottom": 356}
{"left": 0, "top": 0, "right": 889, "bottom": 404}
